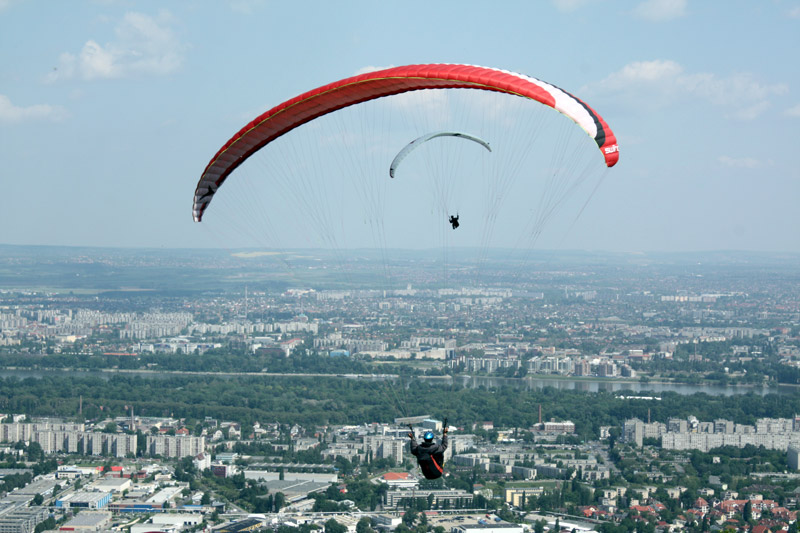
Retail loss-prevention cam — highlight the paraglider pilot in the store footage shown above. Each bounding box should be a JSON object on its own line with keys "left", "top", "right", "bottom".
{"left": 408, "top": 421, "right": 448, "bottom": 480}
{"left": 449, "top": 215, "right": 459, "bottom": 229}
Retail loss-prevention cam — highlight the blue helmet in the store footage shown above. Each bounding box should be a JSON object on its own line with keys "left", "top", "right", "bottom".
{"left": 423, "top": 431, "right": 435, "bottom": 442}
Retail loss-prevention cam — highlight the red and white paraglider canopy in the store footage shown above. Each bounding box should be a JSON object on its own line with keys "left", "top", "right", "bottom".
{"left": 192, "top": 64, "right": 618, "bottom": 222}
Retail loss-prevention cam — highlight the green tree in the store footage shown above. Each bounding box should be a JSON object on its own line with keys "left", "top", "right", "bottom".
{"left": 27, "top": 442, "right": 44, "bottom": 462}
{"left": 34, "top": 517, "right": 56, "bottom": 533}
{"left": 403, "top": 510, "right": 418, "bottom": 527}
{"left": 274, "top": 492, "right": 286, "bottom": 512}
{"left": 136, "top": 429, "right": 147, "bottom": 456}
{"left": 356, "top": 517, "right": 373, "bottom": 533}
{"left": 324, "top": 519, "right": 347, "bottom": 533}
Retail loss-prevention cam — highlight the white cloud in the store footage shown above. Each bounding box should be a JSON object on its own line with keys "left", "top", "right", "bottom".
{"left": 0, "top": 0, "right": 18, "bottom": 12}
{"left": 551, "top": 0, "right": 598, "bottom": 12}
{"left": 80, "top": 40, "right": 117, "bottom": 79}
{"left": 47, "top": 10, "right": 184, "bottom": 81}
{"left": 680, "top": 71, "right": 786, "bottom": 106}
{"left": 788, "top": 6, "right": 800, "bottom": 18}
{"left": 590, "top": 59, "right": 787, "bottom": 119}
{"left": 0, "top": 95, "right": 68, "bottom": 123}
{"left": 385, "top": 88, "right": 452, "bottom": 121}
{"left": 354, "top": 65, "right": 395, "bottom": 76}
{"left": 786, "top": 104, "right": 800, "bottom": 117}
{"left": 609, "top": 59, "right": 684, "bottom": 83}
{"left": 731, "top": 101, "right": 771, "bottom": 121}
{"left": 228, "top": 0, "right": 266, "bottom": 14}
{"left": 633, "top": 0, "right": 687, "bottom": 21}
{"left": 718, "top": 156, "right": 759, "bottom": 169}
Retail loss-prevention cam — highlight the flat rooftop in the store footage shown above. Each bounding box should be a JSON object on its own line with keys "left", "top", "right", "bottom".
{"left": 261, "top": 480, "right": 329, "bottom": 502}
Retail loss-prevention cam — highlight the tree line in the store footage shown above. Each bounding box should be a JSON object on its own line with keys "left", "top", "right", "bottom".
{"left": 1, "top": 374, "right": 799, "bottom": 438}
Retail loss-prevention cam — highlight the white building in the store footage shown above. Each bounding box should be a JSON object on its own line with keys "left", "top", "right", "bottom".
{"left": 193, "top": 452, "right": 212, "bottom": 471}
{"left": 147, "top": 435, "right": 205, "bottom": 458}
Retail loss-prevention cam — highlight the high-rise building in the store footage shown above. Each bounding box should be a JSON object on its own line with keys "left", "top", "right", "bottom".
{"left": 147, "top": 435, "right": 205, "bottom": 458}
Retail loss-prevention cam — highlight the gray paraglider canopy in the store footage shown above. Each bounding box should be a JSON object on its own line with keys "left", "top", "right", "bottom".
{"left": 389, "top": 131, "right": 492, "bottom": 179}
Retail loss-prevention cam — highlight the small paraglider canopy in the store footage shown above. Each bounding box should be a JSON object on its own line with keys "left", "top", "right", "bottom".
{"left": 389, "top": 131, "right": 492, "bottom": 179}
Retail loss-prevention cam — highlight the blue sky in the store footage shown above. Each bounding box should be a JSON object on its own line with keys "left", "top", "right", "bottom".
{"left": 1, "top": 0, "right": 799, "bottom": 253}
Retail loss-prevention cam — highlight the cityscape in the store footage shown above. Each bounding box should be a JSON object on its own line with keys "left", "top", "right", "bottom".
{"left": 3, "top": 3, "right": 799, "bottom": 533}
{"left": 1, "top": 245, "right": 799, "bottom": 533}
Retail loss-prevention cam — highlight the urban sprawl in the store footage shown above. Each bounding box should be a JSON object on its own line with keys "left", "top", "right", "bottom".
{"left": 1, "top": 250, "right": 799, "bottom": 533}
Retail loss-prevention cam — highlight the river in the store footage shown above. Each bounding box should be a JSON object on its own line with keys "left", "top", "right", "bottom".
{"left": 448, "top": 375, "right": 796, "bottom": 396}
{"left": 1, "top": 368, "right": 796, "bottom": 397}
